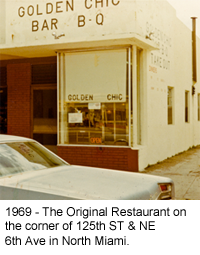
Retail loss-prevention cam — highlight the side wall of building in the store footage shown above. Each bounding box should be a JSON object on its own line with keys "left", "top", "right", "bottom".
{"left": 139, "top": 17, "right": 200, "bottom": 170}
{"left": 1, "top": 0, "right": 200, "bottom": 172}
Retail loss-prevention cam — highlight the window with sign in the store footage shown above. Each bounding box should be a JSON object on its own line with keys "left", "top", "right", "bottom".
{"left": 167, "top": 87, "right": 173, "bottom": 125}
{"left": 185, "top": 91, "right": 189, "bottom": 123}
{"left": 58, "top": 48, "right": 130, "bottom": 146}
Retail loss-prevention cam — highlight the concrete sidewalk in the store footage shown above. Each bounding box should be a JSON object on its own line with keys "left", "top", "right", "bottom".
{"left": 143, "top": 146, "right": 200, "bottom": 200}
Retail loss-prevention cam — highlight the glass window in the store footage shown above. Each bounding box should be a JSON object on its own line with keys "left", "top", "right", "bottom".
{"left": 58, "top": 48, "right": 130, "bottom": 146}
{"left": 185, "top": 91, "right": 189, "bottom": 123}
{"left": 168, "top": 87, "right": 173, "bottom": 124}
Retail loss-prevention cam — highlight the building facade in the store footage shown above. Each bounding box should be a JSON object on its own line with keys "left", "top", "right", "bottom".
{"left": 0, "top": 0, "right": 200, "bottom": 171}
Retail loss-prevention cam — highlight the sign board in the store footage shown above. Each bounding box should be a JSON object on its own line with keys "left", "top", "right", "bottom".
{"left": 63, "top": 49, "right": 127, "bottom": 103}
{"left": 68, "top": 113, "right": 83, "bottom": 123}
{"left": 88, "top": 103, "right": 101, "bottom": 110}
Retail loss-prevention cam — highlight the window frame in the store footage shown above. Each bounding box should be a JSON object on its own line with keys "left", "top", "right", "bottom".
{"left": 57, "top": 46, "right": 132, "bottom": 147}
{"left": 185, "top": 90, "right": 189, "bottom": 123}
{"left": 167, "top": 86, "right": 173, "bottom": 125}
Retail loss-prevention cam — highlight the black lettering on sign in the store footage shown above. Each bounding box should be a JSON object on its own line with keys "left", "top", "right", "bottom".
{"left": 78, "top": 15, "right": 85, "bottom": 27}
{"left": 68, "top": 94, "right": 93, "bottom": 101}
{"left": 19, "top": 0, "right": 120, "bottom": 31}
{"left": 85, "top": 0, "right": 92, "bottom": 9}
{"left": 51, "top": 19, "right": 58, "bottom": 29}
{"left": 27, "top": 5, "right": 34, "bottom": 16}
{"left": 37, "top": 4, "right": 42, "bottom": 15}
{"left": 32, "top": 19, "right": 58, "bottom": 32}
{"left": 32, "top": 20, "right": 39, "bottom": 32}
{"left": 95, "top": 0, "right": 103, "bottom": 8}
{"left": 42, "top": 20, "right": 49, "bottom": 30}
{"left": 112, "top": 0, "right": 120, "bottom": 6}
{"left": 66, "top": 0, "right": 74, "bottom": 11}
{"left": 96, "top": 13, "right": 104, "bottom": 25}
{"left": 18, "top": 7, "right": 25, "bottom": 17}
{"left": 56, "top": 1, "right": 63, "bottom": 13}
{"left": 46, "top": 3, "right": 53, "bottom": 14}
{"left": 107, "top": 94, "right": 123, "bottom": 100}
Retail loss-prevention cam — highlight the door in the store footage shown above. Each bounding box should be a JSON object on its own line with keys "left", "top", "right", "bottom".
{"left": 0, "top": 87, "right": 7, "bottom": 134}
{"left": 32, "top": 87, "right": 57, "bottom": 153}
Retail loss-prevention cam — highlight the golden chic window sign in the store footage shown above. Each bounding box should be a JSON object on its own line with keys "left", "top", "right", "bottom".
{"left": 67, "top": 94, "right": 123, "bottom": 102}
{"left": 63, "top": 49, "right": 127, "bottom": 103}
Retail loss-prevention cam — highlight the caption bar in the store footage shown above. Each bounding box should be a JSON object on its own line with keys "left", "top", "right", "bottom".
{"left": 2, "top": 202, "right": 191, "bottom": 247}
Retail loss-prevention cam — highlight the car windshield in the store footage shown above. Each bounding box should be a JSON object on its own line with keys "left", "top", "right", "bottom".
{"left": 0, "top": 141, "right": 68, "bottom": 177}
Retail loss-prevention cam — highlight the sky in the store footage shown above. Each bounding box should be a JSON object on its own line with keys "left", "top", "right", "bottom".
{"left": 167, "top": 0, "right": 200, "bottom": 36}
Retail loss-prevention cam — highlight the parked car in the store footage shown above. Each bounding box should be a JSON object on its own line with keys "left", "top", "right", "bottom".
{"left": 0, "top": 135, "right": 175, "bottom": 200}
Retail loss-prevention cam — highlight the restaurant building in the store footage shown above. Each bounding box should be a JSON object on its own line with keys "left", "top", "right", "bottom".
{"left": 0, "top": 0, "right": 200, "bottom": 171}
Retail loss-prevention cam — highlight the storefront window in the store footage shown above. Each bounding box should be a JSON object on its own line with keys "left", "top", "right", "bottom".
{"left": 58, "top": 48, "right": 130, "bottom": 146}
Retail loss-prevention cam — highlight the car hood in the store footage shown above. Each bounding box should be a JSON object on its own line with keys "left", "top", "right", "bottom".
{"left": 0, "top": 165, "right": 173, "bottom": 200}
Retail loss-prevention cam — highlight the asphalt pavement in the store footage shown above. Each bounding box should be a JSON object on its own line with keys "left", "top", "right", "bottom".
{"left": 143, "top": 146, "right": 200, "bottom": 200}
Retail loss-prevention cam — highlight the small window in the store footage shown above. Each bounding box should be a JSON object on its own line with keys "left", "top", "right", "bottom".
{"left": 168, "top": 87, "right": 173, "bottom": 124}
{"left": 185, "top": 91, "right": 189, "bottom": 123}
{"left": 198, "top": 94, "right": 200, "bottom": 121}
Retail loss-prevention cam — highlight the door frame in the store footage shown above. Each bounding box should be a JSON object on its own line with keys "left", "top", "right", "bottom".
{"left": 31, "top": 84, "right": 57, "bottom": 139}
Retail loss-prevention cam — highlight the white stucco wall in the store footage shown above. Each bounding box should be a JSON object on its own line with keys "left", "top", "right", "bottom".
{"left": 139, "top": 14, "right": 200, "bottom": 170}
{"left": 0, "top": 0, "right": 175, "bottom": 49}
{"left": 0, "top": 0, "right": 5, "bottom": 44}
{"left": 2, "top": 0, "right": 137, "bottom": 47}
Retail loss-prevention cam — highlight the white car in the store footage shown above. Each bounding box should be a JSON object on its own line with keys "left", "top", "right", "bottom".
{"left": 0, "top": 135, "right": 175, "bottom": 200}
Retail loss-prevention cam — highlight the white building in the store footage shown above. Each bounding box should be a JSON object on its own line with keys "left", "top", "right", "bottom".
{"left": 0, "top": 0, "right": 199, "bottom": 171}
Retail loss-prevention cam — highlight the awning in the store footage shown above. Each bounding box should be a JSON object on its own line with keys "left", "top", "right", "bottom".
{"left": 0, "top": 33, "right": 159, "bottom": 60}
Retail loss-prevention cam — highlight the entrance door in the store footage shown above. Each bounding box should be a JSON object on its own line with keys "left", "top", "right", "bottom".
{"left": 0, "top": 67, "right": 7, "bottom": 134}
{"left": 0, "top": 87, "right": 7, "bottom": 134}
{"left": 32, "top": 87, "right": 57, "bottom": 153}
